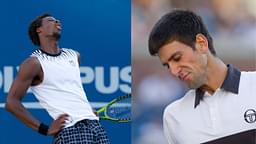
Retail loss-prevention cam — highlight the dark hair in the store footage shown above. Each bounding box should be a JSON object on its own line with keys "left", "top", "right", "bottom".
{"left": 148, "top": 9, "right": 216, "bottom": 56}
{"left": 28, "top": 13, "right": 52, "bottom": 46}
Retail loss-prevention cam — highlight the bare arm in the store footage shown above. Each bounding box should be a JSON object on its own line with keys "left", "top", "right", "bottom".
{"left": 5, "top": 57, "right": 68, "bottom": 135}
{"left": 5, "top": 57, "right": 42, "bottom": 130}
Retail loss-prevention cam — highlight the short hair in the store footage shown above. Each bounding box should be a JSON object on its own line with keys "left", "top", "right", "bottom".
{"left": 28, "top": 13, "right": 52, "bottom": 46}
{"left": 148, "top": 9, "right": 216, "bottom": 56}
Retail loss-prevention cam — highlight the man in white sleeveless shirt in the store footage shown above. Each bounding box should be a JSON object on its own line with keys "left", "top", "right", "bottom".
{"left": 6, "top": 13, "right": 110, "bottom": 144}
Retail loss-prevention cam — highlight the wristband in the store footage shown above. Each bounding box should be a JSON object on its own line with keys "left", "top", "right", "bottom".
{"left": 38, "top": 123, "right": 49, "bottom": 136}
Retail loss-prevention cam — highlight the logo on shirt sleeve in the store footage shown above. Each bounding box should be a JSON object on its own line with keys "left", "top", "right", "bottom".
{"left": 68, "top": 60, "right": 76, "bottom": 66}
{"left": 244, "top": 109, "right": 256, "bottom": 123}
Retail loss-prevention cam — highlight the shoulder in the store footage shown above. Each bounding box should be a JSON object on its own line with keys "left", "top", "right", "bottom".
{"left": 240, "top": 71, "right": 256, "bottom": 84}
{"left": 240, "top": 71, "right": 256, "bottom": 90}
{"left": 61, "top": 48, "right": 81, "bottom": 64}
{"left": 241, "top": 71, "right": 256, "bottom": 78}
{"left": 61, "top": 48, "right": 79, "bottom": 55}
{"left": 163, "top": 90, "right": 195, "bottom": 119}
{"left": 18, "top": 57, "right": 42, "bottom": 77}
{"left": 21, "top": 57, "right": 40, "bottom": 67}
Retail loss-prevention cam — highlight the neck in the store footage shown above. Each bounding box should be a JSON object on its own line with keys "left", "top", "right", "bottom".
{"left": 200, "top": 56, "right": 228, "bottom": 95}
{"left": 39, "top": 37, "right": 60, "bottom": 54}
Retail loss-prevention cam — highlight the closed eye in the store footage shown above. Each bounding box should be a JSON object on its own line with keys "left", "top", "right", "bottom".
{"left": 47, "top": 19, "right": 56, "bottom": 22}
{"left": 172, "top": 54, "right": 181, "bottom": 62}
{"left": 162, "top": 52, "right": 182, "bottom": 70}
{"left": 47, "top": 19, "right": 60, "bottom": 23}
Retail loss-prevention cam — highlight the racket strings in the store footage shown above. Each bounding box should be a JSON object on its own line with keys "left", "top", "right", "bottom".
{"left": 107, "top": 106, "right": 131, "bottom": 120}
{"left": 106, "top": 98, "right": 131, "bottom": 120}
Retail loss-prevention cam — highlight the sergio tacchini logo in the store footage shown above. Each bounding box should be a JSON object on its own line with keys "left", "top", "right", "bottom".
{"left": 244, "top": 109, "right": 256, "bottom": 123}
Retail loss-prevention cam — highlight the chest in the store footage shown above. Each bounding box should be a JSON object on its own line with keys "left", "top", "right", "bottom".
{"left": 175, "top": 91, "right": 256, "bottom": 143}
{"left": 40, "top": 57, "right": 80, "bottom": 84}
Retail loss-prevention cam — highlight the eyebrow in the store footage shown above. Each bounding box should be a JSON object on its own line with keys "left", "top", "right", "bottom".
{"left": 162, "top": 51, "right": 181, "bottom": 66}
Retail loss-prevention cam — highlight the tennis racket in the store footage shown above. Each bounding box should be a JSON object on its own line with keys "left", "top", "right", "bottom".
{"left": 96, "top": 94, "right": 131, "bottom": 122}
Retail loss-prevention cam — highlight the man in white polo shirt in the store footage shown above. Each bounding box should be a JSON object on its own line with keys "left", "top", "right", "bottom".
{"left": 148, "top": 10, "right": 256, "bottom": 144}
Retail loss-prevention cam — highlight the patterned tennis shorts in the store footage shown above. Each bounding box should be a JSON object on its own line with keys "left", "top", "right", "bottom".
{"left": 53, "top": 119, "right": 110, "bottom": 144}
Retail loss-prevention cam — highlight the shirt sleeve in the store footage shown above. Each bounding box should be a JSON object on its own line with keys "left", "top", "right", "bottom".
{"left": 163, "top": 107, "right": 177, "bottom": 144}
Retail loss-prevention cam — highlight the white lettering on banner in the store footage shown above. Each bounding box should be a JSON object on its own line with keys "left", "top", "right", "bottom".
{"left": 80, "top": 66, "right": 131, "bottom": 94}
{"left": 120, "top": 66, "right": 131, "bottom": 92}
{"left": 95, "top": 67, "right": 119, "bottom": 93}
{"left": 0, "top": 66, "right": 17, "bottom": 93}
{"left": 0, "top": 66, "right": 131, "bottom": 94}
{"left": 80, "top": 67, "right": 94, "bottom": 83}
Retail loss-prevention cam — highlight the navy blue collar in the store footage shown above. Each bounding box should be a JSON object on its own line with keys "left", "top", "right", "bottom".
{"left": 194, "top": 64, "right": 241, "bottom": 108}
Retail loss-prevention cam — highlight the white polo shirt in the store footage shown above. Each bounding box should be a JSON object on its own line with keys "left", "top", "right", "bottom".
{"left": 163, "top": 65, "right": 256, "bottom": 144}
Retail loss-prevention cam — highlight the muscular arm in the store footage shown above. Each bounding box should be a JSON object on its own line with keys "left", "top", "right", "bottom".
{"left": 5, "top": 57, "right": 68, "bottom": 135}
{"left": 5, "top": 57, "right": 42, "bottom": 131}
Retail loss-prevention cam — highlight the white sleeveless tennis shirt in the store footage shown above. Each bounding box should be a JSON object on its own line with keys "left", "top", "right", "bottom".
{"left": 30, "top": 48, "right": 98, "bottom": 128}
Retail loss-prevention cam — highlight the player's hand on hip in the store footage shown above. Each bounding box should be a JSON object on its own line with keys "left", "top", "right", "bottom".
{"left": 47, "top": 114, "right": 69, "bottom": 135}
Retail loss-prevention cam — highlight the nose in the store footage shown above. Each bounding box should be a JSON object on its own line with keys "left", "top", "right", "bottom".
{"left": 167, "top": 62, "right": 180, "bottom": 77}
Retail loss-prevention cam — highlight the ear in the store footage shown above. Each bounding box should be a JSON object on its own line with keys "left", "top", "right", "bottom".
{"left": 36, "top": 27, "right": 42, "bottom": 33}
{"left": 195, "top": 33, "right": 208, "bottom": 54}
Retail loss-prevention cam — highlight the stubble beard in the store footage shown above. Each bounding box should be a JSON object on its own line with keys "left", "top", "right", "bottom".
{"left": 187, "top": 71, "right": 207, "bottom": 89}
{"left": 187, "top": 61, "right": 208, "bottom": 89}
{"left": 187, "top": 54, "right": 209, "bottom": 89}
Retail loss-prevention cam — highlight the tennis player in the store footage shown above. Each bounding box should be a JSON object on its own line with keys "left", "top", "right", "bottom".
{"left": 5, "top": 13, "right": 110, "bottom": 144}
{"left": 148, "top": 10, "right": 256, "bottom": 143}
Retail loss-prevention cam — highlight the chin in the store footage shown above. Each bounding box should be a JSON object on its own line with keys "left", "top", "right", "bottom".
{"left": 53, "top": 33, "right": 61, "bottom": 41}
